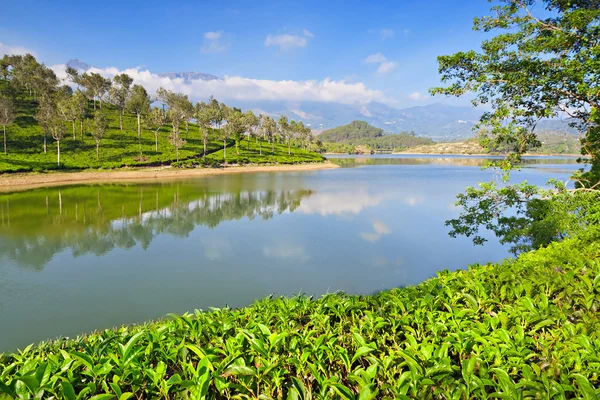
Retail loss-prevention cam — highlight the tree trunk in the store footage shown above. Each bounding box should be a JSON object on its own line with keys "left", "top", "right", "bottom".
{"left": 137, "top": 113, "right": 141, "bottom": 140}
{"left": 176, "top": 147, "right": 179, "bottom": 162}
{"left": 3, "top": 124, "right": 6, "bottom": 155}
{"left": 288, "top": 139, "right": 291, "bottom": 155}
{"left": 203, "top": 131, "right": 207, "bottom": 159}
{"left": 80, "top": 120, "right": 84, "bottom": 142}
{"left": 93, "top": 98, "right": 96, "bottom": 110}
{"left": 72, "top": 121, "right": 76, "bottom": 139}
{"left": 259, "top": 140, "right": 262, "bottom": 156}
{"left": 119, "top": 110, "right": 123, "bottom": 130}
{"left": 57, "top": 140, "right": 60, "bottom": 166}
{"left": 223, "top": 139, "right": 227, "bottom": 162}
{"left": 247, "top": 131, "right": 251, "bottom": 149}
{"left": 44, "top": 132, "right": 47, "bottom": 154}
{"left": 96, "top": 142, "right": 99, "bottom": 160}
{"left": 185, "top": 121, "right": 189, "bottom": 138}
{"left": 155, "top": 128, "right": 159, "bottom": 151}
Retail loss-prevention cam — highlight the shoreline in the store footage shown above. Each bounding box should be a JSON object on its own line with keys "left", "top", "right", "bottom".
{"left": 0, "top": 162, "right": 339, "bottom": 193}
{"left": 324, "top": 152, "right": 581, "bottom": 157}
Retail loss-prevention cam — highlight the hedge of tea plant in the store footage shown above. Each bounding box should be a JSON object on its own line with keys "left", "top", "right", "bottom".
{"left": 1, "top": 228, "right": 599, "bottom": 399}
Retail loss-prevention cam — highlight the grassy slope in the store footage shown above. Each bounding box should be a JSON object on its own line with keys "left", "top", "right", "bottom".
{"left": 0, "top": 92, "right": 324, "bottom": 173}
{"left": 0, "top": 229, "right": 598, "bottom": 398}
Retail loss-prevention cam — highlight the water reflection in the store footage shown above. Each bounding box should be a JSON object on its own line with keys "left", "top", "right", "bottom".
{"left": 329, "top": 155, "right": 581, "bottom": 168}
{"left": 0, "top": 184, "right": 313, "bottom": 270}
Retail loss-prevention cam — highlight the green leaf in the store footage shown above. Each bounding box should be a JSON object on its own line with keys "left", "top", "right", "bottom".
{"left": 61, "top": 382, "right": 76, "bottom": 400}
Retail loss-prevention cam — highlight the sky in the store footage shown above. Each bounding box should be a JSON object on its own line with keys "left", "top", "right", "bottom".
{"left": 0, "top": 0, "right": 499, "bottom": 108}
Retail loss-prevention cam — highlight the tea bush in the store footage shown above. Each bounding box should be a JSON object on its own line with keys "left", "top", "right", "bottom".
{"left": 1, "top": 228, "right": 598, "bottom": 398}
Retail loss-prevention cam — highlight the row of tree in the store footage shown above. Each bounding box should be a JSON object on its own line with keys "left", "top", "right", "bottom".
{"left": 0, "top": 54, "right": 315, "bottom": 165}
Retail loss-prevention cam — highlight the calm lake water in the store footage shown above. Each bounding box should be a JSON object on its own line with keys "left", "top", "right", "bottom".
{"left": 0, "top": 155, "right": 581, "bottom": 352}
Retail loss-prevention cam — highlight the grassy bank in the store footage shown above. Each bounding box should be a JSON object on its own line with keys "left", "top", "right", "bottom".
{"left": 0, "top": 85, "right": 324, "bottom": 174}
{"left": 1, "top": 229, "right": 599, "bottom": 398}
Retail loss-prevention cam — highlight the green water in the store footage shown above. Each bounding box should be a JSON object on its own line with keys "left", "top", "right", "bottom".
{"left": 0, "top": 155, "right": 581, "bottom": 351}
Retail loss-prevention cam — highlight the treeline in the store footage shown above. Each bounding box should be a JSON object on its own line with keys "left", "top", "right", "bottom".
{"left": 0, "top": 54, "right": 317, "bottom": 168}
{"left": 317, "top": 120, "right": 434, "bottom": 153}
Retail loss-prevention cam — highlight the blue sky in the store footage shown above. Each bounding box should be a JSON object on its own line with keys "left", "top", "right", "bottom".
{"left": 1, "top": 0, "right": 496, "bottom": 108}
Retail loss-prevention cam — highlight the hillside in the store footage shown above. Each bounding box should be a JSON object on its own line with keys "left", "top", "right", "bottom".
{"left": 402, "top": 132, "right": 581, "bottom": 155}
{"left": 0, "top": 83, "right": 324, "bottom": 174}
{"left": 318, "top": 120, "right": 434, "bottom": 153}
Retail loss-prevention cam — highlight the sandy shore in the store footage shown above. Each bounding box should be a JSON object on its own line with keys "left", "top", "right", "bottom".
{"left": 0, "top": 162, "right": 339, "bottom": 193}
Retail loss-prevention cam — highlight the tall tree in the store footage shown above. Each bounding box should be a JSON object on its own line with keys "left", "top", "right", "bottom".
{"left": 180, "top": 97, "right": 194, "bottom": 138}
{"left": 194, "top": 101, "right": 212, "bottom": 158}
{"left": 126, "top": 85, "right": 151, "bottom": 159}
{"left": 109, "top": 73, "right": 133, "bottom": 130}
{"left": 56, "top": 87, "right": 78, "bottom": 139}
{"left": 35, "top": 96, "right": 54, "bottom": 153}
{"left": 244, "top": 110, "right": 259, "bottom": 149}
{"left": 0, "top": 96, "right": 16, "bottom": 155}
{"left": 90, "top": 111, "right": 108, "bottom": 159}
{"left": 47, "top": 109, "right": 66, "bottom": 166}
{"left": 224, "top": 106, "right": 246, "bottom": 158}
{"left": 71, "top": 90, "right": 88, "bottom": 142}
{"left": 146, "top": 107, "right": 168, "bottom": 151}
{"left": 278, "top": 116, "right": 291, "bottom": 155}
{"left": 258, "top": 114, "right": 276, "bottom": 156}
{"left": 430, "top": 0, "right": 600, "bottom": 252}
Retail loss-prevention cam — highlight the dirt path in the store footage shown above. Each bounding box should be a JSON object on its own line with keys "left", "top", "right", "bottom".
{"left": 0, "top": 162, "right": 339, "bottom": 192}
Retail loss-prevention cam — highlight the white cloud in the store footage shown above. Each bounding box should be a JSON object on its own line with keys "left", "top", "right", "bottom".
{"left": 364, "top": 53, "right": 387, "bottom": 63}
{"left": 204, "top": 31, "right": 222, "bottom": 40}
{"left": 201, "top": 30, "right": 229, "bottom": 54}
{"left": 360, "top": 220, "right": 392, "bottom": 242}
{"left": 51, "top": 63, "right": 392, "bottom": 105}
{"left": 380, "top": 29, "right": 394, "bottom": 39}
{"left": 409, "top": 91, "right": 429, "bottom": 101}
{"left": 0, "top": 42, "right": 35, "bottom": 57}
{"left": 303, "top": 29, "right": 314, "bottom": 38}
{"left": 364, "top": 53, "right": 397, "bottom": 75}
{"left": 263, "top": 243, "right": 309, "bottom": 262}
{"left": 265, "top": 34, "right": 308, "bottom": 50}
{"left": 297, "top": 191, "right": 383, "bottom": 216}
{"left": 377, "top": 61, "right": 397, "bottom": 74}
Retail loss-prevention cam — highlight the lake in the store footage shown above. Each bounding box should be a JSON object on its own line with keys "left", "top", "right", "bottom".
{"left": 0, "top": 155, "right": 581, "bottom": 352}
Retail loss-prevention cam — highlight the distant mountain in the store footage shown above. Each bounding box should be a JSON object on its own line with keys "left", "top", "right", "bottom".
{"left": 157, "top": 72, "right": 221, "bottom": 82}
{"left": 63, "top": 59, "right": 580, "bottom": 139}
{"left": 319, "top": 120, "right": 383, "bottom": 142}
{"left": 65, "top": 59, "right": 221, "bottom": 83}
{"left": 66, "top": 59, "right": 95, "bottom": 71}
{"left": 318, "top": 120, "right": 434, "bottom": 151}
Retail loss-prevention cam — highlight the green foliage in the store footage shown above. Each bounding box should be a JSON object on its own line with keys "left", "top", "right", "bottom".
{"left": 319, "top": 120, "right": 434, "bottom": 153}
{"left": 1, "top": 229, "right": 599, "bottom": 398}
{"left": 430, "top": 0, "right": 599, "bottom": 177}
{"left": 447, "top": 179, "right": 600, "bottom": 255}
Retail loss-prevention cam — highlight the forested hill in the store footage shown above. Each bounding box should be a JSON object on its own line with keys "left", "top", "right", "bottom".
{"left": 319, "top": 120, "right": 384, "bottom": 142}
{"left": 318, "top": 120, "right": 434, "bottom": 153}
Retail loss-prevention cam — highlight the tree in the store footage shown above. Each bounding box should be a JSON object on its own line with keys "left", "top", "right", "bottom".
{"left": 146, "top": 107, "right": 167, "bottom": 151}
{"left": 35, "top": 96, "right": 54, "bottom": 154}
{"left": 278, "top": 116, "right": 292, "bottom": 155}
{"left": 65, "top": 66, "right": 79, "bottom": 89}
{"left": 90, "top": 111, "right": 108, "bottom": 159}
{"left": 0, "top": 96, "right": 16, "bottom": 155}
{"left": 47, "top": 109, "right": 66, "bottom": 166}
{"left": 126, "top": 85, "right": 150, "bottom": 159}
{"left": 168, "top": 125, "right": 186, "bottom": 162}
{"left": 223, "top": 106, "right": 246, "bottom": 159}
{"left": 109, "top": 73, "right": 133, "bottom": 130}
{"left": 258, "top": 114, "right": 276, "bottom": 156}
{"left": 244, "top": 110, "right": 259, "bottom": 149}
{"left": 430, "top": 0, "right": 600, "bottom": 252}
{"left": 194, "top": 101, "right": 212, "bottom": 158}
{"left": 180, "top": 97, "right": 194, "bottom": 138}
{"left": 56, "top": 87, "right": 78, "bottom": 139}
{"left": 71, "top": 91, "right": 88, "bottom": 142}
{"left": 81, "top": 72, "right": 110, "bottom": 110}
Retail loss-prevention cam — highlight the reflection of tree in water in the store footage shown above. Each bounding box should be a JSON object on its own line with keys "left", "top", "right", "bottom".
{"left": 0, "top": 184, "right": 313, "bottom": 270}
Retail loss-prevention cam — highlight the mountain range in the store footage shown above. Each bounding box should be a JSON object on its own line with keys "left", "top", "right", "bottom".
{"left": 64, "top": 60, "right": 579, "bottom": 140}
